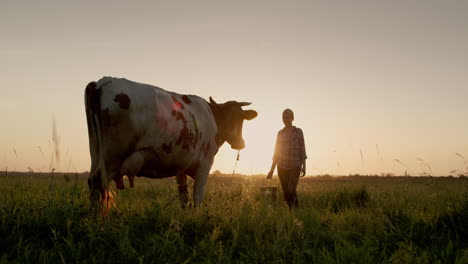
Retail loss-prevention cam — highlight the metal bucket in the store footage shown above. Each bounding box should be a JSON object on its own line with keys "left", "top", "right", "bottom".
{"left": 259, "top": 187, "right": 278, "bottom": 202}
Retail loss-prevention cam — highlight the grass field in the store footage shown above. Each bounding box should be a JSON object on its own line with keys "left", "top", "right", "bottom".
{"left": 0, "top": 172, "right": 467, "bottom": 263}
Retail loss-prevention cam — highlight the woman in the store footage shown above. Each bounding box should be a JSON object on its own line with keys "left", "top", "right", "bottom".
{"left": 267, "top": 109, "right": 307, "bottom": 208}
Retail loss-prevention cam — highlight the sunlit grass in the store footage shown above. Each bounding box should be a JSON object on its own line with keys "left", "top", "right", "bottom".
{"left": 0, "top": 172, "right": 467, "bottom": 263}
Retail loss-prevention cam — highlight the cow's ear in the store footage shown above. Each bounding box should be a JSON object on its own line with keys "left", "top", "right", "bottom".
{"left": 209, "top": 97, "right": 218, "bottom": 105}
{"left": 242, "top": 110, "right": 258, "bottom": 120}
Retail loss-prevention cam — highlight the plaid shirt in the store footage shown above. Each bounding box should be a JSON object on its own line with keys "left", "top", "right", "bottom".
{"left": 273, "top": 126, "right": 307, "bottom": 169}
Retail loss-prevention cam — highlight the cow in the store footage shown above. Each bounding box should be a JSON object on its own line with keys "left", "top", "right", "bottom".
{"left": 84, "top": 77, "right": 257, "bottom": 212}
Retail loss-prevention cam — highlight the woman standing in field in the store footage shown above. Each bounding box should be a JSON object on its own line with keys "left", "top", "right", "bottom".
{"left": 267, "top": 109, "right": 307, "bottom": 208}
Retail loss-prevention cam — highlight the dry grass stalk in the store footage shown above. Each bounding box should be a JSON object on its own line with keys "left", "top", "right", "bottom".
{"left": 393, "top": 159, "right": 414, "bottom": 175}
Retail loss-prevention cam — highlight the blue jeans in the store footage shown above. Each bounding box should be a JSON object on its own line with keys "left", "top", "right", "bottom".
{"left": 277, "top": 167, "right": 300, "bottom": 208}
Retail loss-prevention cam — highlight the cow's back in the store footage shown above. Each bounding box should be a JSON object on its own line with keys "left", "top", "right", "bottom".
{"left": 96, "top": 77, "right": 217, "bottom": 176}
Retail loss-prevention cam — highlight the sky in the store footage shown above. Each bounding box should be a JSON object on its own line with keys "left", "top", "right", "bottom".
{"left": 1, "top": 0, "right": 467, "bottom": 176}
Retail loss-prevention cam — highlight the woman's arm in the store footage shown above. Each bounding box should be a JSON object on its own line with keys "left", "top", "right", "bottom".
{"left": 299, "top": 128, "right": 307, "bottom": 177}
{"left": 267, "top": 160, "right": 277, "bottom": 179}
{"left": 267, "top": 132, "right": 280, "bottom": 179}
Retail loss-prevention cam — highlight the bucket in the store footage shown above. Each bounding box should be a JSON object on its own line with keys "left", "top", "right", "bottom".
{"left": 259, "top": 186, "right": 278, "bottom": 202}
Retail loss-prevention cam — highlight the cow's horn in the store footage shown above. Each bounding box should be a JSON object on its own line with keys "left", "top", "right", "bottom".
{"left": 209, "top": 97, "right": 218, "bottom": 105}
{"left": 238, "top": 102, "right": 252, "bottom": 107}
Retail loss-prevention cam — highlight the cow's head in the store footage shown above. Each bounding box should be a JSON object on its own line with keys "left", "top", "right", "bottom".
{"left": 209, "top": 97, "right": 258, "bottom": 150}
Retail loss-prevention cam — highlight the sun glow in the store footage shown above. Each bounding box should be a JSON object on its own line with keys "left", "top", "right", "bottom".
{"left": 208, "top": 115, "right": 278, "bottom": 176}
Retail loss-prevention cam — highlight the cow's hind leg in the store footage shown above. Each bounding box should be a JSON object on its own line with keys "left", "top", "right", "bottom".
{"left": 176, "top": 174, "right": 189, "bottom": 208}
{"left": 88, "top": 169, "right": 105, "bottom": 209}
{"left": 89, "top": 165, "right": 121, "bottom": 215}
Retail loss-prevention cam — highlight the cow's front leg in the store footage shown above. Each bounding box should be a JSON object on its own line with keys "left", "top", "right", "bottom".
{"left": 176, "top": 174, "right": 189, "bottom": 208}
{"left": 193, "top": 166, "right": 210, "bottom": 207}
{"left": 128, "top": 175, "right": 135, "bottom": 188}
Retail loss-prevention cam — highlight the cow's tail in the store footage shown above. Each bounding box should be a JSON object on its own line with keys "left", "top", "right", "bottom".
{"left": 85, "top": 81, "right": 111, "bottom": 212}
{"left": 85, "top": 81, "right": 101, "bottom": 168}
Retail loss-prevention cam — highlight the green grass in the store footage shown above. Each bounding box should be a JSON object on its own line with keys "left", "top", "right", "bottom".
{"left": 0, "top": 172, "right": 467, "bottom": 263}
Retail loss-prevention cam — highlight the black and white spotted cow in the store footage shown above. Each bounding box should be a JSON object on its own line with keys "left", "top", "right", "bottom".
{"left": 85, "top": 77, "right": 257, "bottom": 210}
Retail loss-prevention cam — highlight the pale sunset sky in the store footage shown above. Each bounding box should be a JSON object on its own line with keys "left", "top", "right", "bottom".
{"left": 1, "top": 0, "right": 467, "bottom": 176}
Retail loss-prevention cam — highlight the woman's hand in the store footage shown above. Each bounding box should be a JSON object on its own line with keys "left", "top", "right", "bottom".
{"left": 300, "top": 163, "right": 306, "bottom": 177}
{"left": 266, "top": 170, "right": 274, "bottom": 179}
